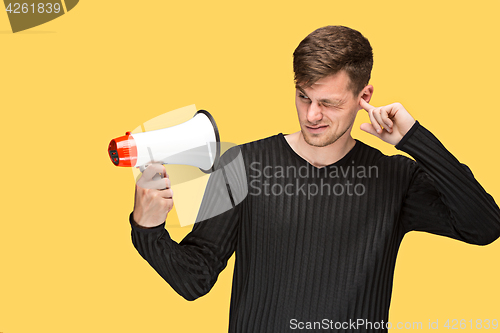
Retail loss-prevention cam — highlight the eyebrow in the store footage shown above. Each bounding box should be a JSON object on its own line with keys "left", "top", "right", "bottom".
{"left": 296, "top": 86, "right": 345, "bottom": 106}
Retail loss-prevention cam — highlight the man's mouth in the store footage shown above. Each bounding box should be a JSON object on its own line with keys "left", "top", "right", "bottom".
{"left": 305, "top": 124, "right": 328, "bottom": 133}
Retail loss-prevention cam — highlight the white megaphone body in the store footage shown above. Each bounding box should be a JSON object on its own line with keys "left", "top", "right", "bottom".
{"left": 108, "top": 110, "right": 220, "bottom": 173}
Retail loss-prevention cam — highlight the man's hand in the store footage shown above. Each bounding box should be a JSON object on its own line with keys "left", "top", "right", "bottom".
{"left": 359, "top": 99, "right": 416, "bottom": 146}
{"left": 132, "top": 163, "right": 174, "bottom": 229}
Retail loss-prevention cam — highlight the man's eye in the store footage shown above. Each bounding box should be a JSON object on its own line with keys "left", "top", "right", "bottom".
{"left": 299, "top": 94, "right": 309, "bottom": 100}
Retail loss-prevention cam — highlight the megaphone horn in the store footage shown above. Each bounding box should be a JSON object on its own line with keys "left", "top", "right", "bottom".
{"left": 108, "top": 110, "right": 220, "bottom": 173}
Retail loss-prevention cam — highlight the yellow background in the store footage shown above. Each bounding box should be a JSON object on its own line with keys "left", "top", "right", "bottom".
{"left": 1, "top": 1, "right": 499, "bottom": 332}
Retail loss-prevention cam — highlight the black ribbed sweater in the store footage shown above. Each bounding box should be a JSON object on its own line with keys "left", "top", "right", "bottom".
{"left": 130, "top": 121, "right": 500, "bottom": 332}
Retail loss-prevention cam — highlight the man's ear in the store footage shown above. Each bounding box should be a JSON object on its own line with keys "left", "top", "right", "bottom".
{"left": 358, "top": 85, "right": 374, "bottom": 108}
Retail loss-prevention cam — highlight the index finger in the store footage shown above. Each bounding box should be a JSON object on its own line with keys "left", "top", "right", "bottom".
{"left": 359, "top": 98, "right": 375, "bottom": 112}
{"left": 142, "top": 163, "right": 166, "bottom": 180}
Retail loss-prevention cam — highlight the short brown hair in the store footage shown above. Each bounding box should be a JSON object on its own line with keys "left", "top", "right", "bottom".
{"left": 293, "top": 25, "right": 373, "bottom": 96}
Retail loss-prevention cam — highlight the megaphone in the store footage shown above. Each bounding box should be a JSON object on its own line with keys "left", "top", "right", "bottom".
{"left": 108, "top": 110, "right": 220, "bottom": 173}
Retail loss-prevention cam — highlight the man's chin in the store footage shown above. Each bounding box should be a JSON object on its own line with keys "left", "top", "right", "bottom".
{"left": 301, "top": 130, "right": 339, "bottom": 148}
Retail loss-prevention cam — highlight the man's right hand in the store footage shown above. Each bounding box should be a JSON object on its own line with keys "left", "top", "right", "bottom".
{"left": 132, "top": 163, "right": 174, "bottom": 228}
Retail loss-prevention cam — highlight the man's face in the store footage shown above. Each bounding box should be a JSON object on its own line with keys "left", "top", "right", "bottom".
{"left": 295, "top": 71, "right": 361, "bottom": 147}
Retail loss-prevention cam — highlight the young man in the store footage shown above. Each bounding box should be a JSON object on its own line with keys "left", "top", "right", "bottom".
{"left": 130, "top": 26, "right": 500, "bottom": 332}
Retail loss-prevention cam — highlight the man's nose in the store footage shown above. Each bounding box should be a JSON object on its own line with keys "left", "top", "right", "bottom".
{"left": 307, "top": 103, "right": 323, "bottom": 123}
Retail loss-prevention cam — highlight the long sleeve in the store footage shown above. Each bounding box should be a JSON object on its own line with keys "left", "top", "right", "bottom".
{"left": 130, "top": 146, "right": 247, "bottom": 301}
{"left": 130, "top": 201, "right": 240, "bottom": 300}
{"left": 396, "top": 121, "right": 500, "bottom": 245}
{"left": 130, "top": 153, "right": 248, "bottom": 302}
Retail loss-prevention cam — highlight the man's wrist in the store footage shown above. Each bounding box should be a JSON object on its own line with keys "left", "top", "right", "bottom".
{"left": 129, "top": 212, "right": 165, "bottom": 231}
{"left": 395, "top": 120, "right": 420, "bottom": 150}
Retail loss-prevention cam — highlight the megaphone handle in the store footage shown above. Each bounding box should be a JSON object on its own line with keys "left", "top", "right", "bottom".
{"left": 139, "top": 164, "right": 164, "bottom": 182}
{"left": 142, "top": 147, "right": 164, "bottom": 181}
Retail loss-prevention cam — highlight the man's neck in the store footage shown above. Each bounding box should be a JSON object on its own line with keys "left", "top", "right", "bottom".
{"left": 284, "top": 131, "right": 356, "bottom": 168}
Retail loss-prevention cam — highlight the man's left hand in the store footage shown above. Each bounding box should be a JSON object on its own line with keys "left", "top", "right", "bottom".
{"left": 359, "top": 99, "right": 416, "bottom": 146}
